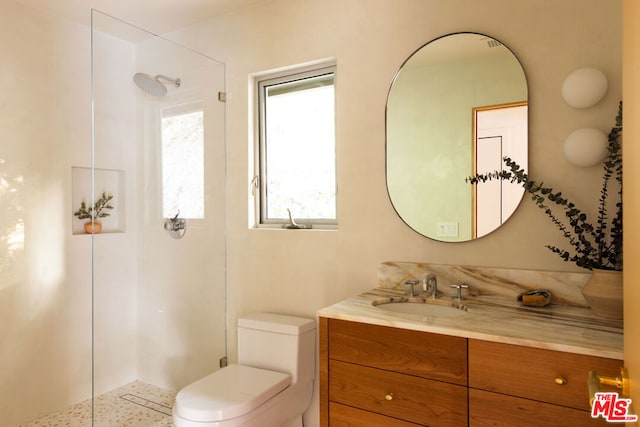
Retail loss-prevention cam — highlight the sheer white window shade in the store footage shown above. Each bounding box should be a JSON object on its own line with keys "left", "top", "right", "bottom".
{"left": 161, "top": 101, "right": 205, "bottom": 219}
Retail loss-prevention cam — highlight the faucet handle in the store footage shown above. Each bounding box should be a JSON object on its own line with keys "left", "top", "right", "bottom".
{"left": 403, "top": 280, "right": 419, "bottom": 297}
{"left": 450, "top": 284, "right": 469, "bottom": 302}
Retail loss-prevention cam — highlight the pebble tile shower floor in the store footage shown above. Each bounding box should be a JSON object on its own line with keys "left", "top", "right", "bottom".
{"left": 20, "top": 381, "right": 175, "bottom": 427}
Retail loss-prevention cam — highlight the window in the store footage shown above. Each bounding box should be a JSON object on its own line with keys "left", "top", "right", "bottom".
{"left": 254, "top": 63, "right": 337, "bottom": 228}
{"left": 161, "top": 102, "right": 204, "bottom": 219}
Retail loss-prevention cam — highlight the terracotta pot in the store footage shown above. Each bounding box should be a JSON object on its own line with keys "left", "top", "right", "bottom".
{"left": 581, "top": 269, "right": 623, "bottom": 320}
{"left": 84, "top": 220, "right": 103, "bottom": 234}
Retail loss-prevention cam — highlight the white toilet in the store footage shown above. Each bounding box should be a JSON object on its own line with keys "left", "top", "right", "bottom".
{"left": 173, "top": 312, "right": 316, "bottom": 427}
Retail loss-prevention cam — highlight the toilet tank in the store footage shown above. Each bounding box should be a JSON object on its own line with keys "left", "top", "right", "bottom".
{"left": 237, "top": 313, "right": 316, "bottom": 385}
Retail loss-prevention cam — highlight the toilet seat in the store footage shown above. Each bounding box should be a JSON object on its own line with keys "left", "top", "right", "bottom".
{"left": 174, "top": 364, "right": 291, "bottom": 423}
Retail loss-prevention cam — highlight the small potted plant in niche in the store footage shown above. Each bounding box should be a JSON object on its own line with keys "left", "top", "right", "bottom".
{"left": 467, "top": 102, "right": 622, "bottom": 319}
{"left": 74, "top": 191, "right": 114, "bottom": 234}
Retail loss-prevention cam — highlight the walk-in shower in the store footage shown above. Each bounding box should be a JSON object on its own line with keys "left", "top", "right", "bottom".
{"left": 2, "top": 6, "right": 226, "bottom": 425}
{"left": 89, "top": 10, "right": 227, "bottom": 426}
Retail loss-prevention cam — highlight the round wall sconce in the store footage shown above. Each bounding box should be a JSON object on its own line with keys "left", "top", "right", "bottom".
{"left": 563, "top": 127, "right": 608, "bottom": 167}
{"left": 562, "top": 68, "right": 608, "bottom": 108}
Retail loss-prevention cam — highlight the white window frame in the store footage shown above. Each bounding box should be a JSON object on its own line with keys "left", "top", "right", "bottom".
{"left": 252, "top": 62, "right": 337, "bottom": 229}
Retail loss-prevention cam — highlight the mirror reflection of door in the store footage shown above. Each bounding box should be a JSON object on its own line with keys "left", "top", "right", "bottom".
{"left": 473, "top": 102, "right": 527, "bottom": 238}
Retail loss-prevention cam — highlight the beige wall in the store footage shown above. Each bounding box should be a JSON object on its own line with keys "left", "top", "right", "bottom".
{"left": 170, "top": 1, "right": 621, "bottom": 423}
{"left": 0, "top": 2, "right": 93, "bottom": 424}
{"left": 177, "top": 0, "right": 620, "bottom": 341}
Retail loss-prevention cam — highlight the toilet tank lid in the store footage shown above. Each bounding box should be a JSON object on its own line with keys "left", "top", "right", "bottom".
{"left": 238, "top": 312, "right": 315, "bottom": 335}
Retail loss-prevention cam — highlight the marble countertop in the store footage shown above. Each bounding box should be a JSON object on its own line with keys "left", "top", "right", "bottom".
{"left": 317, "top": 287, "right": 623, "bottom": 360}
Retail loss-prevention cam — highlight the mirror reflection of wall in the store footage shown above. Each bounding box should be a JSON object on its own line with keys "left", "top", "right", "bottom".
{"left": 386, "top": 32, "right": 528, "bottom": 242}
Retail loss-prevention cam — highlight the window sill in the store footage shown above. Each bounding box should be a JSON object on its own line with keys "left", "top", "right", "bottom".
{"left": 252, "top": 224, "right": 338, "bottom": 231}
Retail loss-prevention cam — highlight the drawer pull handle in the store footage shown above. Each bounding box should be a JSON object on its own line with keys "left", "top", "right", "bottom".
{"left": 385, "top": 393, "right": 394, "bottom": 401}
{"left": 554, "top": 376, "right": 567, "bottom": 385}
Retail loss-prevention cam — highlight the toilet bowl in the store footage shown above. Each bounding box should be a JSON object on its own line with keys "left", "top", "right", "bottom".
{"left": 173, "top": 313, "right": 316, "bottom": 427}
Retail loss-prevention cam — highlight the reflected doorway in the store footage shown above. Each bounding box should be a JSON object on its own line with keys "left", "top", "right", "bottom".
{"left": 473, "top": 102, "right": 527, "bottom": 238}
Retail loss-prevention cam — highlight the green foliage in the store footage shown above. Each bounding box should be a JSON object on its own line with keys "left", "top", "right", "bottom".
{"left": 73, "top": 192, "right": 114, "bottom": 221}
{"left": 467, "top": 102, "right": 622, "bottom": 271}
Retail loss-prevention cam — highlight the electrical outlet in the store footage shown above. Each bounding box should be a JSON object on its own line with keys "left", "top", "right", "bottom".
{"left": 436, "top": 222, "right": 459, "bottom": 237}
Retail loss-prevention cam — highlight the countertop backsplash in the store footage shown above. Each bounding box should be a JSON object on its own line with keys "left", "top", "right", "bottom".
{"left": 378, "top": 261, "right": 592, "bottom": 307}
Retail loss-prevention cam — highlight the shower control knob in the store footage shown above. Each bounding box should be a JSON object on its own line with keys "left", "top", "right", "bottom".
{"left": 163, "top": 214, "right": 186, "bottom": 239}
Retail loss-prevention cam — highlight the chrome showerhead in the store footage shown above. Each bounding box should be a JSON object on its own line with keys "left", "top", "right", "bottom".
{"left": 133, "top": 73, "right": 181, "bottom": 96}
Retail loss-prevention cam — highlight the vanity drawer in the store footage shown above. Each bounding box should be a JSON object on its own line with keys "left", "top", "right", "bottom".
{"left": 468, "top": 339, "right": 621, "bottom": 410}
{"left": 328, "top": 318, "right": 467, "bottom": 385}
{"left": 329, "top": 402, "right": 423, "bottom": 427}
{"left": 469, "top": 389, "right": 610, "bottom": 426}
{"left": 329, "top": 359, "right": 468, "bottom": 427}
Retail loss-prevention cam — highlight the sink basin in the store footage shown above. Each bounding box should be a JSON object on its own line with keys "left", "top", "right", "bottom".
{"left": 372, "top": 298, "right": 468, "bottom": 317}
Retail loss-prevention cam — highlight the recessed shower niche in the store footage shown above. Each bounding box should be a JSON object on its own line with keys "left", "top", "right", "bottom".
{"left": 71, "top": 166, "right": 126, "bottom": 234}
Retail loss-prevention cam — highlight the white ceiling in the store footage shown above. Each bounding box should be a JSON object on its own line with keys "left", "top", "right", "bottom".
{"left": 16, "top": 0, "right": 267, "bottom": 35}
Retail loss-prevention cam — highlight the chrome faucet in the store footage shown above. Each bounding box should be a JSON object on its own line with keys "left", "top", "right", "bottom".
{"left": 423, "top": 273, "right": 438, "bottom": 298}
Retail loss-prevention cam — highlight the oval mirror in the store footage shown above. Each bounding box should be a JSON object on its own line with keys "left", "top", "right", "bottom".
{"left": 386, "top": 32, "right": 528, "bottom": 242}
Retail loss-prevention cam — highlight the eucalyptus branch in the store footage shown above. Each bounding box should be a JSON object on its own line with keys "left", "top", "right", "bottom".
{"left": 466, "top": 102, "right": 622, "bottom": 271}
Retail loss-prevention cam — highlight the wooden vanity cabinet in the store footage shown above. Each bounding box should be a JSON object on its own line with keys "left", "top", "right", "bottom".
{"left": 320, "top": 318, "right": 468, "bottom": 427}
{"left": 320, "top": 317, "right": 621, "bottom": 427}
{"left": 468, "top": 339, "right": 619, "bottom": 426}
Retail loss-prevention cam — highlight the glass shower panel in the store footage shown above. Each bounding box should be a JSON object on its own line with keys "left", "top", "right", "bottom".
{"left": 91, "top": 10, "right": 226, "bottom": 425}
